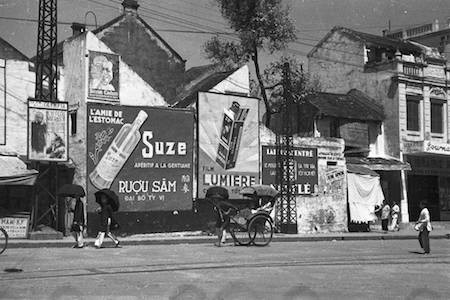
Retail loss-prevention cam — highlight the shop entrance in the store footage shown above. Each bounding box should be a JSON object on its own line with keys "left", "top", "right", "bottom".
{"left": 407, "top": 175, "right": 440, "bottom": 221}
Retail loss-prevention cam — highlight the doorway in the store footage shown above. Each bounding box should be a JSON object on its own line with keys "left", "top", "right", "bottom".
{"left": 407, "top": 175, "right": 440, "bottom": 221}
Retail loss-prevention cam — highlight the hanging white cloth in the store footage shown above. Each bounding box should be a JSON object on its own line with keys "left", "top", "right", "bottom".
{"left": 348, "top": 173, "right": 384, "bottom": 223}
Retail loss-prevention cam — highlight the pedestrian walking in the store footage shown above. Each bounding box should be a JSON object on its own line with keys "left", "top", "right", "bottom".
{"left": 71, "top": 197, "right": 86, "bottom": 248}
{"left": 94, "top": 193, "right": 120, "bottom": 248}
{"left": 390, "top": 202, "right": 400, "bottom": 231}
{"left": 381, "top": 201, "right": 390, "bottom": 232}
{"left": 415, "top": 201, "right": 432, "bottom": 254}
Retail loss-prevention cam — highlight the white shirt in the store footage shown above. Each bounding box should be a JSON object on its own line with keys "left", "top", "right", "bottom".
{"left": 417, "top": 208, "right": 432, "bottom": 231}
{"left": 381, "top": 205, "right": 390, "bottom": 219}
{"left": 391, "top": 204, "right": 400, "bottom": 216}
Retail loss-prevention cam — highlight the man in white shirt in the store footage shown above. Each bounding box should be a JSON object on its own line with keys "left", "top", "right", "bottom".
{"left": 416, "top": 201, "right": 432, "bottom": 254}
{"left": 391, "top": 202, "right": 400, "bottom": 231}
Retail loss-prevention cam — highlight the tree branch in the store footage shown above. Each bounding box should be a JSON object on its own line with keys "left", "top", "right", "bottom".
{"left": 252, "top": 46, "right": 272, "bottom": 127}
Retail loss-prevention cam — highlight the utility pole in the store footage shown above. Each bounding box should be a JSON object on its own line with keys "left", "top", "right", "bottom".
{"left": 35, "top": 0, "right": 58, "bottom": 101}
{"left": 33, "top": 0, "right": 59, "bottom": 231}
{"left": 275, "top": 62, "right": 298, "bottom": 234}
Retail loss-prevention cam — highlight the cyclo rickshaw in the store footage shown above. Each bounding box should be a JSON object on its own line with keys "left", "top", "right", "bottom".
{"left": 206, "top": 185, "right": 278, "bottom": 246}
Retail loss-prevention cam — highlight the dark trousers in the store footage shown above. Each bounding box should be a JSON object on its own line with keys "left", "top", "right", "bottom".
{"left": 418, "top": 229, "right": 430, "bottom": 253}
{"left": 381, "top": 219, "right": 389, "bottom": 231}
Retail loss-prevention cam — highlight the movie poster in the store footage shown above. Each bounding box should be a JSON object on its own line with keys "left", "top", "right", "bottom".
{"left": 86, "top": 103, "right": 194, "bottom": 212}
{"left": 88, "top": 51, "right": 120, "bottom": 102}
{"left": 27, "top": 100, "right": 68, "bottom": 162}
{"left": 198, "top": 92, "right": 259, "bottom": 198}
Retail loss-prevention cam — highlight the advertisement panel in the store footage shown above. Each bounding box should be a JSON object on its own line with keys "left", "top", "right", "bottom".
{"left": 87, "top": 103, "right": 194, "bottom": 212}
{"left": 198, "top": 92, "right": 259, "bottom": 198}
{"left": 261, "top": 145, "right": 318, "bottom": 195}
{"left": 27, "top": 100, "right": 68, "bottom": 162}
{"left": 88, "top": 51, "right": 120, "bottom": 102}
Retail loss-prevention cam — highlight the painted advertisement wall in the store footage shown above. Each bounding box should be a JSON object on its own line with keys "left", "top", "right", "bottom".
{"left": 87, "top": 102, "right": 194, "bottom": 212}
{"left": 260, "top": 126, "right": 347, "bottom": 233}
{"left": 198, "top": 92, "right": 259, "bottom": 198}
{"left": 261, "top": 145, "right": 318, "bottom": 195}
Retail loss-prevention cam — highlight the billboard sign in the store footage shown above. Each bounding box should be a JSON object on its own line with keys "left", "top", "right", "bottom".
{"left": 87, "top": 103, "right": 194, "bottom": 212}
{"left": 88, "top": 51, "right": 120, "bottom": 102}
{"left": 261, "top": 145, "right": 318, "bottom": 195}
{"left": 28, "top": 100, "right": 68, "bottom": 162}
{"left": 198, "top": 92, "right": 259, "bottom": 198}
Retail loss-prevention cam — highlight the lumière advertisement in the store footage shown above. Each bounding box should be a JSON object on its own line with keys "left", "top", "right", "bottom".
{"left": 198, "top": 92, "right": 259, "bottom": 198}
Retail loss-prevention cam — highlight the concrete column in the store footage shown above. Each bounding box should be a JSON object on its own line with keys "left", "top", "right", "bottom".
{"left": 399, "top": 150, "right": 409, "bottom": 223}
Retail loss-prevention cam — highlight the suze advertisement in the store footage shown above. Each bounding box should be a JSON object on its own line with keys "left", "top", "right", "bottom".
{"left": 261, "top": 145, "right": 318, "bottom": 195}
{"left": 198, "top": 92, "right": 259, "bottom": 198}
{"left": 87, "top": 103, "right": 194, "bottom": 212}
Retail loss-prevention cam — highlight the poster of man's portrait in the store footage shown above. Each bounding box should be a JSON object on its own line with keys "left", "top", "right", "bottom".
{"left": 28, "top": 100, "right": 68, "bottom": 162}
{"left": 88, "top": 51, "right": 120, "bottom": 102}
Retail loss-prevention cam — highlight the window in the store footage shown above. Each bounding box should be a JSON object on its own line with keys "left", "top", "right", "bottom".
{"left": 431, "top": 100, "right": 444, "bottom": 134}
{"left": 406, "top": 97, "right": 420, "bottom": 131}
{"left": 70, "top": 111, "right": 77, "bottom": 135}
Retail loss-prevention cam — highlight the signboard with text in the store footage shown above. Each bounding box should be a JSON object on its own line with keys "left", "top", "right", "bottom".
{"left": 27, "top": 100, "right": 68, "bottom": 162}
{"left": 198, "top": 92, "right": 259, "bottom": 198}
{"left": 261, "top": 145, "right": 318, "bottom": 195}
{"left": 86, "top": 103, "right": 194, "bottom": 212}
{"left": 0, "top": 216, "right": 29, "bottom": 238}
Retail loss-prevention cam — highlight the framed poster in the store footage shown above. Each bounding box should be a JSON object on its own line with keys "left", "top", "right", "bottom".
{"left": 88, "top": 51, "right": 120, "bottom": 102}
{"left": 27, "top": 100, "right": 68, "bottom": 162}
{"left": 198, "top": 92, "right": 260, "bottom": 198}
{"left": 87, "top": 103, "right": 194, "bottom": 212}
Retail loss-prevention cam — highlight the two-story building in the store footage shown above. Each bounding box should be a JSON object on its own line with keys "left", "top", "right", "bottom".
{"left": 308, "top": 26, "right": 450, "bottom": 223}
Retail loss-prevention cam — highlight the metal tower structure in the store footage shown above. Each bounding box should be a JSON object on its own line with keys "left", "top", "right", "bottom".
{"left": 275, "top": 62, "right": 298, "bottom": 234}
{"left": 35, "top": 0, "right": 58, "bottom": 101}
{"left": 32, "top": 0, "right": 59, "bottom": 231}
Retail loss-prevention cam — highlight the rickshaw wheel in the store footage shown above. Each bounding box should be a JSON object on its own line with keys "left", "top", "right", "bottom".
{"left": 248, "top": 215, "right": 273, "bottom": 246}
{"left": 229, "top": 223, "right": 252, "bottom": 246}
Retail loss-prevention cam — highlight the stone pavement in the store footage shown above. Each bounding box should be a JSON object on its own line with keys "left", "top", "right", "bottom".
{"left": 6, "top": 226, "right": 450, "bottom": 248}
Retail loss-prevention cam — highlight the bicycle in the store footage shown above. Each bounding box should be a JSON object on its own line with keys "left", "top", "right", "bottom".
{"left": 0, "top": 227, "right": 8, "bottom": 254}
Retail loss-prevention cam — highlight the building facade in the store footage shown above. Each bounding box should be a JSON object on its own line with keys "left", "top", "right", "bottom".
{"left": 308, "top": 26, "right": 450, "bottom": 222}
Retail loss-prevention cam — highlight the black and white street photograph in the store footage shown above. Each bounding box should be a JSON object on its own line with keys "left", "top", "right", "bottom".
{"left": 0, "top": 0, "right": 449, "bottom": 299}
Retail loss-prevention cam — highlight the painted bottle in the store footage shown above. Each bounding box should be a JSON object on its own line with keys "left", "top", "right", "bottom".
{"left": 89, "top": 110, "right": 148, "bottom": 190}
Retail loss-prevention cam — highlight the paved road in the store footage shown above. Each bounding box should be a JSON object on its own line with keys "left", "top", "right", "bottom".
{"left": 0, "top": 239, "right": 449, "bottom": 299}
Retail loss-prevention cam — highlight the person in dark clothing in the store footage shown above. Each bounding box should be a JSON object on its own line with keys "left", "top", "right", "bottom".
{"left": 71, "top": 197, "right": 86, "bottom": 248}
{"left": 94, "top": 194, "right": 120, "bottom": 248}
{"left": 31, "top": 111, "right": 47, "bottom": 153}
{"left": 214, "top": 199, "right": 236, "bottom": 247}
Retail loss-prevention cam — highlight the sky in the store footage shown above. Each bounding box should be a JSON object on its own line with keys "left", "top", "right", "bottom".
{"left": 1, "top": 0, "right": 450, "bottom": 70}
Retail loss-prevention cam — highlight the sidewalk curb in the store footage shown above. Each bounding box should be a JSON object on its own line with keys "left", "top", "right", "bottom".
{"left": 6, "top": 233, "right": 450, "bottom": 249}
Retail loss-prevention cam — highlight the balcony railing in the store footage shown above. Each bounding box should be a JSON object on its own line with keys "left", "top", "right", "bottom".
{"left": 403, "top": 64, "right": 421, "bottom": 77}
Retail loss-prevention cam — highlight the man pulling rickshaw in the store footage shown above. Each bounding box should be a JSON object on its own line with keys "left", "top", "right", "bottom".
{"left": 206, "top": 185, "right": 278, "bottom": 247}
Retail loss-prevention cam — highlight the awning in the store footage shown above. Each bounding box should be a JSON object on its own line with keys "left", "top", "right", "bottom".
{"left": 347, "top": 164, "right": 379, "bottom": 176}
{"left": 346, "top": 156, "right": 411, "bottom": 171}
{"left": 0, "top": 156, "right": 38, "bottom": 185}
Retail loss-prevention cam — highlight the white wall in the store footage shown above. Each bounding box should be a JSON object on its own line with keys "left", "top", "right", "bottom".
{"left": 85, "top": 32, "right": 167, "bottom": 107}
{"left": 0, "top": 59, "right": 35, "bottom": 156}
{"left": 210, "top": 65, "right": 250, "bottom": 96}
